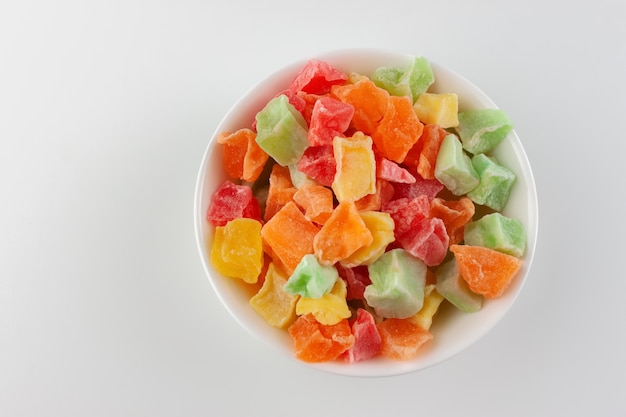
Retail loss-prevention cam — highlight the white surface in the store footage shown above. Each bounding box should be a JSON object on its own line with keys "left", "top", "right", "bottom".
{"left": 1, "top": 0, "right": 624, "bottom": 415}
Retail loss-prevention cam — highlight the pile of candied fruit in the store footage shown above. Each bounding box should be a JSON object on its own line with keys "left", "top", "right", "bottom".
{"left": 206, "top": 56, "right": 526, "bottom": 363}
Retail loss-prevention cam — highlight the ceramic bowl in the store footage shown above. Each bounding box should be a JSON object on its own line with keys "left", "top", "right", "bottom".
{"left": 194, "top": 49, "right": 538, "bottom": 377}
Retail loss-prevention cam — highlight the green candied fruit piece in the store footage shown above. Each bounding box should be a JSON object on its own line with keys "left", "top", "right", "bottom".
{"left": 467, "top": 153, "right": 516, "bottom": 211}
{"left": 464, "top": 212, "right": 526, "bottom": 258}
{"left": 435, "top": 258, "right": 483, "bottom": 313}
{"left": 363, "top": 248, "right": 426, "bottom": 319}
{"left": 455, "top": 108, "right": 514, "bottom": 154}
{"left": 283, "top": 254, "right": 338, "bottom": 299}
{"left": 371, "top": 67, "right": 410, "bottom": 97}
{"left": 371, "top": 56, "right": 434, "bottom": 102}
{"left": 255, "top": 94, "right": 309, "bottom": 166}
{"left": 434, "top": 134, "right": 479, "bottom": 195}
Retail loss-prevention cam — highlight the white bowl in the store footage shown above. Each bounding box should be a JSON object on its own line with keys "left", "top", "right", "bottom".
{"left": 194, "top": 49, "right": 538, "bottom": 377}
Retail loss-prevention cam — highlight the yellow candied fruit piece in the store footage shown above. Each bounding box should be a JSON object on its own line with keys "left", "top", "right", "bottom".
{"left": 341, "top": 211, "right": 395, "bottom": 267}
{"left": 332, "top": 132, "right": 377, "bottom": 203}
{"left": 249, "top": 262, "right": 300, "bottom": 329}
{"left": 210, "top": 218, "right": 263, "bottom": 284}
{"left": 413, "top": 93, "right": 459, "bottom": 128}
{"left": 408, "top": 284, "right": 445, "bottom": 330}
{"left": 296, "top": 278, "right": 351, "bottom": 326}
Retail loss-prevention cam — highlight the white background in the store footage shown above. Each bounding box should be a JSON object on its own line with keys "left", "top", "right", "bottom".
{"left": 1, "top": 1, "right": 625, "bottom": 416}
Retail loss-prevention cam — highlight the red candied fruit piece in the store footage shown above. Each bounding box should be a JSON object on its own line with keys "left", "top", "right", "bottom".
{"left": 308, "top": 96, "right": 355, "bottom": 147}
{"left": 343, "top": 309, "right": 382, "bottom": 363}
{"left": 297, "top": 145, "right": 337, "bottom": 187}
{"left": 383, "top": 195, "right": 430, "bottom": 237}
{"left": 383, "top": 195, "right": 449, "bottom": 266}
{"left": 398, "top": 217, "right": 449, "bottom": 267}
{"left": 206, "top": 180, "right": 261, "bottom": 226}
{"left": 276, "top": 89, "right": 307, "bottom": 113}
{"left": 289, "top": 59, "right": 348, "bottom": 95}
{"left": 288, "top": 314, "right": 354, "bottom": 363}
{"left": 337, "top": 265, "right": 371, "bottom": 300}
{"left": 376, "top": 155, "right": 416, "bottom": 184}
{"left": 296, "top": 91, "right": 324, "bottom": 125}
{"left": 392, "top": 171, "right": 444, "bottom": 201}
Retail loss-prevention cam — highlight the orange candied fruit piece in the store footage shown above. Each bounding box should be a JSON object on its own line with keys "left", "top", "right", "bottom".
{"left": 217, "top": 128, "right": 269, "bottom": 182}
{"left": 429, "top": 196, "right": 475, "bottom": 245}
{"left": 450, "top": 244, "right": 523, "bottom": 299}
{"left": 372, "top": 95, "right": 424, "bottom": 163}
{"left": 416, "top": 124, "right": 448, "bottom": 179}
{"left": 313, "top": 201, "right": 373, "bottom": 265}
{"left": 377, "top": 318, "right": 433, "bottom": 360}
{"left": 293, "top": 184, "right": 335, "bottom": 225}
{"left": 264, "top": 164, "right": 298, "bottom": 222}
{"left": 261, "top": 201, "right": 320, "bottom": 276}
{"left": 354, "top": 178, "right": 395, "bottom": 212}
{"left": 288, "top": 314, "right": 354, "bottom": 363}
{"left": 330, "top": 76, "right": 389, "bottom": 135}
